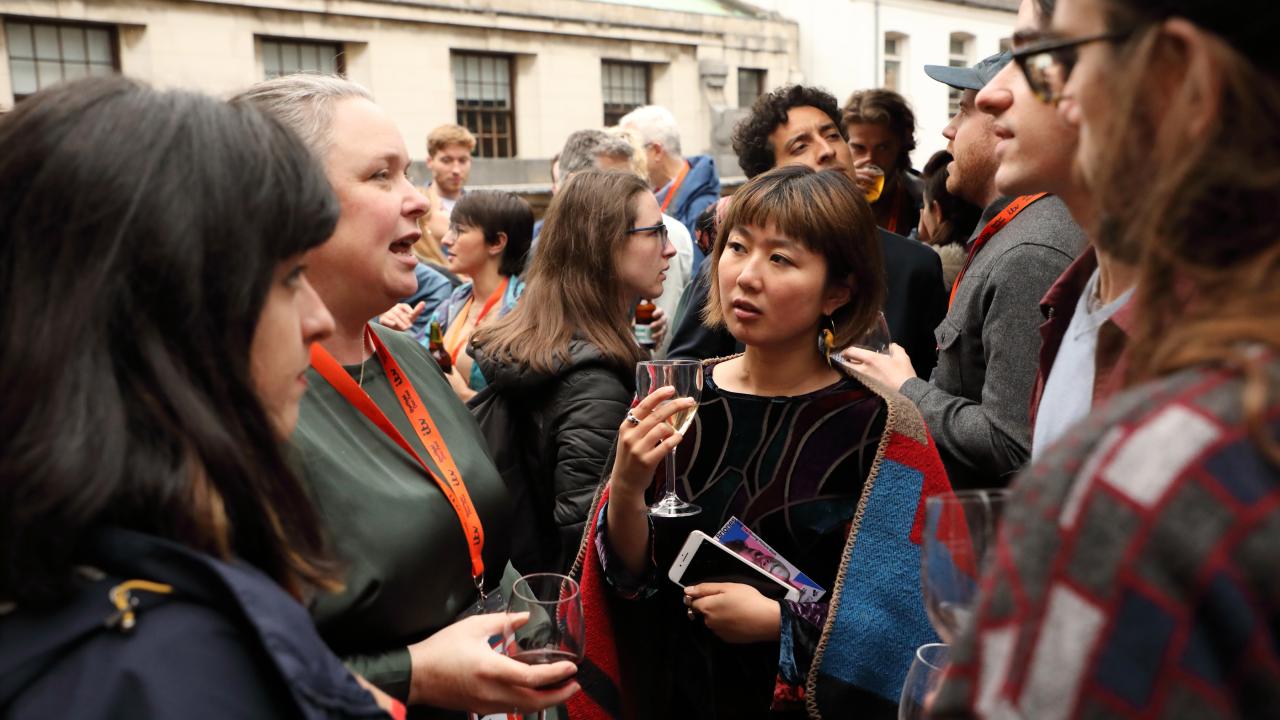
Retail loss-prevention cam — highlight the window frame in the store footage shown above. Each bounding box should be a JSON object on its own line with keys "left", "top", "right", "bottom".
{"left": 736, "top": 67, "right": 765, "bottom": 109}
{"left": 451, "top": 50, "right": 517, "bottom": 159}
{"left": 259, "top": 36, "right": 346, "bottom": 80}
{"left": 947, "top": 32, "right": 975, "bottom": 117}
{"left": 883, "top": 32, "right": 907, "bottom": 92}
{"left": 4, "top": 17, "right": 120, "bottom": 102}
{"left": 601, "top": 59, "right": 651, "bottom": 127}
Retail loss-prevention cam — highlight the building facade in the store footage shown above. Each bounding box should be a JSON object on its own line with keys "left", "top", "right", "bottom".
{"left": 752, "top": 0, "right": 1018, "bottom": 167}
{"left": 0, "top": 0, "right": 799, "bottom": 184}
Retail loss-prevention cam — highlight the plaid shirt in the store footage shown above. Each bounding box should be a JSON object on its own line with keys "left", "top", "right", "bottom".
{"left": 932, "top": 351, "right": 1280, "bottom": 719}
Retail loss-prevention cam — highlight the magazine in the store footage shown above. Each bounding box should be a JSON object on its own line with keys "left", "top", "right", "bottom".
{"left": 714, "top": 517, "right": 826, "bottom": 603}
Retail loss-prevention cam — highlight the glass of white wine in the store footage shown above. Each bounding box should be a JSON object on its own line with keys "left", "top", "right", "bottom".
{"left": 636, "top": 359, "right": 703, "bottom": 518}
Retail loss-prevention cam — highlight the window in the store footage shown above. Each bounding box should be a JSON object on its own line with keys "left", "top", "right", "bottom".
{"left": 883, "top": 33, "right": 906, "bottom": 92}
{"left": 737, "top": 68, "right": 765, "bottom": 108}
{"left": 5, "top": 20, "right": 117, "bottom": 101}
{"left": 601, "top": 60, "right": 649, "bottom": 126}
{"left": 261, "top": 38, "right": 344, "bottom": 79}
{"left": 452, "top": 52, "right": 516, "bottom": 158}
{"left": 947, "top": 33, "right": 974, "bottom": 116}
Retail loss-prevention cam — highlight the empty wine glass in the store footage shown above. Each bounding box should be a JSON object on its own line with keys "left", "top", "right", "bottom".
{"left": 828, "top": 311, "right": 893, "bottom": 375}
{"left": 503, "top": 573, "right": 585, "bottom": 720}
{"left": 921, "top": 489, "right": 1007, "bottom": 643}
{"left": 636, "top": 360, "right": 703, "bottom": 517}
{"left": 899, "top": 643, "right": 950, "bottom": 720}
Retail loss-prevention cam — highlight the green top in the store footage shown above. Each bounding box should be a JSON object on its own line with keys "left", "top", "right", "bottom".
{"left": 292, "top": 324, "right": 511, "bottom": 709}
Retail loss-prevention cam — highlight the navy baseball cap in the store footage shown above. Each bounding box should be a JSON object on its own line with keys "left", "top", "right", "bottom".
{"left": 924, "top": 51, "right": 1013, "bottom": 91}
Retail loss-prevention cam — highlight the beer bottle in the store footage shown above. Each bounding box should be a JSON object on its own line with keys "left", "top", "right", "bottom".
{"left": 428, "top": 320, "right": 453, "bottom": 374}
{"left": 634, "top": 298, "right": 656, "bottom": 350}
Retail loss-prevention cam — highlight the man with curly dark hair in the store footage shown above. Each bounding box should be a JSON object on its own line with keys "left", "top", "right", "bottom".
{"left": 668, "top": 85, "right": 946, "bottom": 381}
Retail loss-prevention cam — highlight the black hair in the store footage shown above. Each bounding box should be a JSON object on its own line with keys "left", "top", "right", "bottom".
{"left": 450, "top": 190, "right": 535, "bottom": 277}
{"left": 921, "top": 150, "right": 982, "bottom": 248}
{"left": 732, "top": 85, "right": 845, "bottom": 179}
{"left": 0, "top": 77, "right": 340, "bottom": 603}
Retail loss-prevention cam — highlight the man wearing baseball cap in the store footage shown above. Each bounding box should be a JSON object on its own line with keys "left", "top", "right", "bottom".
{"left": 843, "top": 50, "right": 1084, "bottom": 491}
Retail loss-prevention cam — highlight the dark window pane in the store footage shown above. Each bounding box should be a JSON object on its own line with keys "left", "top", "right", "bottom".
{"left": 86, "top": 28, "right": 111, "bottom": 63}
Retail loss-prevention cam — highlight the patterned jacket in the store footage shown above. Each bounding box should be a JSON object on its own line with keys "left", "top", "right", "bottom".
{"left": 931, "top": 351, "right": 1280, "bottom": 719}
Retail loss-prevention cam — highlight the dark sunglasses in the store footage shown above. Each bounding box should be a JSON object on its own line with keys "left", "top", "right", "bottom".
{"left": 626, "top": 222, "right": 670, "bottom": 246}
{"left": 1012, "top": 30, "right": 1131, "bottom": 104}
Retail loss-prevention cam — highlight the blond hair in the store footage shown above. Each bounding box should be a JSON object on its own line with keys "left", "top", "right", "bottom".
{"left": 427, "top": 124, "right": 476, "bottom": 156}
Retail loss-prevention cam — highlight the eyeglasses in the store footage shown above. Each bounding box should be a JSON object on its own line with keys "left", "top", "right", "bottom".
{"left": 626, "top": 222, "right": 671, "bottom": 247}
{"left": 1012, "top": 30, "right": 1130, "bottom": 104}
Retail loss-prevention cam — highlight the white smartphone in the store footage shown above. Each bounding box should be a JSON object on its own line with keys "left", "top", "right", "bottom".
{"left": 668, "top": 530, "right": 800, "bottom": 601}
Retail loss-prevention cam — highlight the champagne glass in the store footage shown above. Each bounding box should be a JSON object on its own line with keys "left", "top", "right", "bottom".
{"left": 899, "top": 643, "right": 950, "bottom": 720}
{"left": 636, "top": 360, "right": 703, "bottom": 518}
{"left": 921, "top": 489, "right": 1007, "bottom": 643}
{"left": 503, "top": 573, "right": 585, "bottom": 720}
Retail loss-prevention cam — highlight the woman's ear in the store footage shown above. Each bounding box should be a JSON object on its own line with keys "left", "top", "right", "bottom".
{"left": 1157, "top": 18, "right": 1225, "bottom": 141}
{"left": 822, "top": 278, "right": 853, "bottom": 317}
{"left": 488, "top": 231, "right": 508, "bottom": 257}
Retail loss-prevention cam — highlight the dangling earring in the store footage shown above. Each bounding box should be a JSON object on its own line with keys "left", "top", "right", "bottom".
{"left": 817, "top": 315, "right": 836, "bottom": 358}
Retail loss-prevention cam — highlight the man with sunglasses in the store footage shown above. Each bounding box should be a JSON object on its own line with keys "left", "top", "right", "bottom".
{"left": 982, "top": 0, "right": 1139, "bottom": 461}
{"left": 844, "top": 51, "right": 1084, "bottom": 491}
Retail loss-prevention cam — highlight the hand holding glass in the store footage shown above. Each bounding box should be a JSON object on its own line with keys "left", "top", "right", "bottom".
{"left": 635, "top": 360, "right": 703, "bottom": 517}
{"left": 503, "top": 573, "right": 585, "bottom": 720}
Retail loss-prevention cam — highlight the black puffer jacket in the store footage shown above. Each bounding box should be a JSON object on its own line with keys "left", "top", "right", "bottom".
{"left": 471, "top": 339, "right": 633, "bottom": 575}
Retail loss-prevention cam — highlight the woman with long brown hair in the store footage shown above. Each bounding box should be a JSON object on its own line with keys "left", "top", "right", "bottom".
{"left": 932, "top": 0, "right": 1280, "bottom": 715}
{"left": 471, "top": 169, "right": 676, "bottom": 574}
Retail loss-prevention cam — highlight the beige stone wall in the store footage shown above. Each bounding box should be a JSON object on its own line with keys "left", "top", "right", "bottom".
{"left": 0, "top": 0, "right": 798, "bottom": 170}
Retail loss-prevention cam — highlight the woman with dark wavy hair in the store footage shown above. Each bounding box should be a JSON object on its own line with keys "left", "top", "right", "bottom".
{"left": 0, "top": 77, "right": 385, "bottom": 718}
{"left": 932, "top": 0, "right": 1280, "bottom": 716}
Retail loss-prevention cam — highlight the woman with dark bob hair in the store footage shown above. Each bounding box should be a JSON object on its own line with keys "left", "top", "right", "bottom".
{"left": 432, "top": 189, "right": 533, "bottom": 402}
{"left": 0, "top": 77, "right": 387, "bottom": 717}
{"left": 568, "top": 166, "right": 950, "bottom": 719}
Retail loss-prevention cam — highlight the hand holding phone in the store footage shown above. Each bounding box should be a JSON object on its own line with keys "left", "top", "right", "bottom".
{"left": 668, "top": 531, "right": 799, "bottom": 601}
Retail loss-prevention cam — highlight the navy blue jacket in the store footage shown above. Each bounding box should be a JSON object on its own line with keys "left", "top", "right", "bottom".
{"left": 665, "top": 155, "right": 721, "bottom": 273}
{"left": 0, "top": 528, "right": 386, "bottom": 719}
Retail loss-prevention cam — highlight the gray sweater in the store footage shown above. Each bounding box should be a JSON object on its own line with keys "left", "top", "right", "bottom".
{"left": 900, "top": 195, "right": 1084, "bottom": 489}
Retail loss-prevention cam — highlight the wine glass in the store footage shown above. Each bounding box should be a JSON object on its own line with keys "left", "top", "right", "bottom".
{"left": 920, "top": 489, "right": 1007, "bottom": 643}
{"left": 827, "top": 311, "right": 893, "bottom": 374}
{"left": 899, "top": 643, "right": 950, "bottom": 720}
{"left": 636, "top": 360, "right": 703, "bottom": 518}
{"left": 503, "top": 573, "right": 585, "bottom": 720}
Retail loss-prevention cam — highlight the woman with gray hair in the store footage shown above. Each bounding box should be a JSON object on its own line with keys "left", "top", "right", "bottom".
{"left": 235, "top": 75, "right": 577, "bottom": 718}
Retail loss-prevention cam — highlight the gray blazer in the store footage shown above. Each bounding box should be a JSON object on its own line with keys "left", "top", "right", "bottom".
{"left": 900, "top": 195, "right": 1085, "bottom": 490}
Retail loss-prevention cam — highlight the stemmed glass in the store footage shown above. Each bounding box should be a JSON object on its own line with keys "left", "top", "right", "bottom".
{"left": 635, "top": 360, "right": 703, "bottom": 518}
{"left": 899, "top": 643, "right": 950, "bottom": 720}
{"left": 920, "top": 489, "right": 1008, "bottom": 643}
{"left": 828, "top": 311, "right": 893, "bottom": 373}
{"left": 503, "top": 573, "right": 585, "bottom": 720}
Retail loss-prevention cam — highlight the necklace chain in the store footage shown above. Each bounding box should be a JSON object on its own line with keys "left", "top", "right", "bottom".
{"left": 357, "top": 330, "right": 372, "bottom": 388}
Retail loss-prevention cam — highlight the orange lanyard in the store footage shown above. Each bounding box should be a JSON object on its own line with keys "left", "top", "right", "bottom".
{"left": 310, "top": 326, "right": 487, "bottom": 592}
{"left": 883, "top": 182, "right": 904, "bottom": 235}
{"left": 948, "top": 193, "right": 1048, "bottom": 309}
{"left": 658, "top": 160, "right": 690, "bottom": 214}
{"left": 444, "top": 277, "right": 509, "bottom": 365}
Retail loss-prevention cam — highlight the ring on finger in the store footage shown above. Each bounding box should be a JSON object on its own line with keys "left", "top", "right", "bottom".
{"left": 624, "top": 411, "right": 641, "bottom": 426}
{"left": 687, "top": 608, "right": 696, "bottom": 621}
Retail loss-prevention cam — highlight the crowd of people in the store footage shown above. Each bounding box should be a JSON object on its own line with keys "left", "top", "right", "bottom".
{"left": 0, "top": 0, "right": 1277, "bottom": 717}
